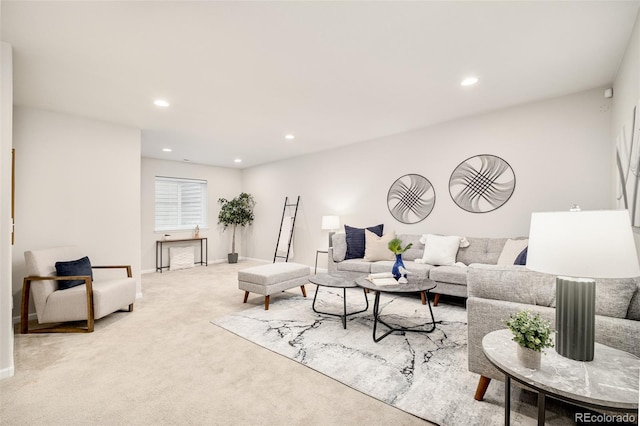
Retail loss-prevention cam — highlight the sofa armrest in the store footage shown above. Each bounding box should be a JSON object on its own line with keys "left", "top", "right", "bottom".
{"left": 327, "top": 248, "right": 338, "bottom": 272}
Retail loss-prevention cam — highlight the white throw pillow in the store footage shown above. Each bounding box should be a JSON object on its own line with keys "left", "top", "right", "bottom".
{"left": 421, "top": 234, "right": 461, "bottom": 266}
{"left": 364, "top": 230, "right": 396, "bottom": 262}
{"left": 169, "top": 246, "right": 195, "bottom": 271}
{"left": 497, "top": 238, "right": 529, "bottom": 265}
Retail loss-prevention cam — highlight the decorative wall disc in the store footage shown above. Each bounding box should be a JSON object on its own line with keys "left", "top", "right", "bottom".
{"left": 387, "top": 174, "right": 435, "bottom": 224}
{"left": 449, "top": 154, "right": 515, "bottom": 213}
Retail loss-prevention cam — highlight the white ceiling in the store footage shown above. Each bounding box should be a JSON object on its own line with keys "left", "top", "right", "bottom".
{"left": 2, "top": 1, "right": 639, "bottom": 168}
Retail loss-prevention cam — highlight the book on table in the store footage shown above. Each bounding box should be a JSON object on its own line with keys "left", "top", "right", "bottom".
{"left": 367, "top": 272, "right": 398, "bottom": 286}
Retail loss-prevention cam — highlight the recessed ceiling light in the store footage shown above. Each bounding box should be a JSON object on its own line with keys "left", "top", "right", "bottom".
{"left": 162, "top": 148, "right": 172, "bottom": 152}
{"left": 234, "top": 159, "right": 242, "bottom": 163}
{"left": 460, "top": 77, "right": 479, "bottom": 86}
{"left": 154, "top": 99, "right": 170, "bottom": 107}
{"left": 285, "top": 134, "right": 295, "bottom": 140}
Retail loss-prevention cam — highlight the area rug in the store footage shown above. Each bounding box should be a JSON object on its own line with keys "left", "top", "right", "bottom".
{"left": 212, "top": 288, "right": 577, "bottom": 426}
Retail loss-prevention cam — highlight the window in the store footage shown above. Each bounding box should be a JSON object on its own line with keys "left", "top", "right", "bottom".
{"left": 155, "top": 177, "right": 207, "bottom": 231}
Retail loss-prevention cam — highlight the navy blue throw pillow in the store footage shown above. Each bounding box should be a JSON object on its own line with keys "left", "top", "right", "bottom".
{"left": 514, "top": 247, "right": 528, "bottom": 265}
{"left": 55, "top": 256, "right": 93, "bottom": 290}
{"left": 344, "top": 224, "right": 384, "bottom": 260}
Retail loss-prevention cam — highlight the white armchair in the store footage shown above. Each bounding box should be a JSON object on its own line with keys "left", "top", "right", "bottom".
{"left": 21, "top": 246, "right": 136, "bottom": 333}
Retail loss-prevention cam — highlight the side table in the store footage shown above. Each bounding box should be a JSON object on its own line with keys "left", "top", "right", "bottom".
{"left": 309, "top": 272, "right": 369, "bottom": 329}
{"left": 482, "top": 329, "right": 640, "bottom": 425}
{"left": 314, "top": 249, "right": 328, "bottom": 274}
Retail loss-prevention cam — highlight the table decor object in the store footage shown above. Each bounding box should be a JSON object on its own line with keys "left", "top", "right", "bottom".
{"left": 504, "top": 310, "right": 553, "bottom": 369}
{"left": 388, "top": 238, "right": 413, "bottom": 280}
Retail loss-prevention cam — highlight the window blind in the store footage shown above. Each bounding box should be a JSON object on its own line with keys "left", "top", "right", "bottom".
{"left": 155, "top": 177, "right": 207, "bottom": 231}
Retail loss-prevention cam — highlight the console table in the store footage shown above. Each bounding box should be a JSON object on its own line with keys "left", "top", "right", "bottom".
{"left": 155, "top": 237, "right": 208, "bottom": 273}
{"left": 482, "top": 329, "right": 639, "bottom": 425}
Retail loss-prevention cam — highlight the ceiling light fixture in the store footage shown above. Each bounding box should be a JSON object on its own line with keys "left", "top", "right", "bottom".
{"left": 460, "top": 77, "right": 479, "bottom": 86}
{"left": 162, "top": 148, "right": 172, "bottom": 152}
{"left": 234, "top": 159, "right": 242, "bottom": 163}
{"left": 285, "top": 134, "right": 295, "bottom": 140}
{"left": 154, "top": 99, "right": 170, "bottom": 107}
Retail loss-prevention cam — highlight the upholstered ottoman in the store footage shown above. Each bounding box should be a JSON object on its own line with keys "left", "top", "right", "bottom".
{"left": 238, "top": 262, "right": 309, "bottom": 310}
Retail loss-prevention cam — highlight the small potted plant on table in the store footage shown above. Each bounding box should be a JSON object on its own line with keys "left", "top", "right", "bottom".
{"left": 504, "top": 310, "right": 554, "bottom": 369}
{"left": 388, "top": 238, "right": 413, "bottom": 281}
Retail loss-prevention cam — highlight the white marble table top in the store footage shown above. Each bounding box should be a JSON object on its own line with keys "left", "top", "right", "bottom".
{"left": 483, "top": 329, "right": 639, "bottom": 410}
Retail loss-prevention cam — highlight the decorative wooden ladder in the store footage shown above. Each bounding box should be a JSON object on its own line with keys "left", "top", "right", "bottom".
{"left": 273, "top": 196, "right": 300, "bottom": 262}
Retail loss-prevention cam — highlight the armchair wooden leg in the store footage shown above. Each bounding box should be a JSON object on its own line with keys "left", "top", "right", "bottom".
{"left": 433, "top": 293, "right": 441, "bottom": 307}
{"left": 300, "top": 285, "right": 307, "bottom": 297}
{"left": 20, "top": 278, "right": 32, "bottom": 334}
{"left": 243, "top": 291, "right": 249, "bottom": 303}
{"left": 128, "top": 303, "right": 134, "bottom": 312}
{"left": 474, "top": 375, "right": 491, "bottom": 401}
{"left": 264, "top": 295, "right": 270, "bottom": 310}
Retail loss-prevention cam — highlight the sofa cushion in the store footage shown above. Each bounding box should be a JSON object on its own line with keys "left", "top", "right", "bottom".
{"left": 457, "top": 237, "right": 508, "bottom": 265}
{"left": 55, "top": 256, "right": 93, "bottom": 290}
{"left": 421, "top": 234, "right": 460, "bottom": 266}
{"left": 627, "top": 280, "right": 640, "bottom": 320}
{"left": 429, "top": 265, "right": 468, "bottom": 285}
{"left": 336, "top": 259, "right": 372, "bottom": 273}
{"left": 364, "top": 230, "right": 395, "bottom": 262}
{"left": 497, "top": 238, "right": 529, "bottom": 265}
{"left": 576, "top": 278, "right": 637, "bottom": 319}
{"left": 344, "top": 224, "right": 383, "bottom": 260}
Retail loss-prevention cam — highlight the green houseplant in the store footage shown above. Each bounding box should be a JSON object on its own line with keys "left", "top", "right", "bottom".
{"left": 388, "top": 238, "right": 413, "bottom": 280}
{"left": 504, "top": 310, "right": 554, "bottom": 369}
{"left": 218, "top": 192, "right": 256, "bottom": 263}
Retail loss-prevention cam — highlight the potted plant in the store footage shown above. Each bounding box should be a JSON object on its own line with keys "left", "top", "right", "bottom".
{"left": 388, "top": 238, "right": 413, "bottom": 280}
{"left": 218, "top": 192, "right": 256, "bottom": 263}
{"left": 504, "top": 310, "right": 554, "bottom": 369}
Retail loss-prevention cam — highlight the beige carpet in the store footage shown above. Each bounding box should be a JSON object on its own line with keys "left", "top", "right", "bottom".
{"left": 1, "top": 261, "right": 433, "bottom": 426}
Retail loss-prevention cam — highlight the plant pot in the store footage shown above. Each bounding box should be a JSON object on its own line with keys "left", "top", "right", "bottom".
{"left": 228, "top": 253, "right": 238, "bottom": 264}
{"left": 517, "top": 345, "right": 541, "bottom": 370}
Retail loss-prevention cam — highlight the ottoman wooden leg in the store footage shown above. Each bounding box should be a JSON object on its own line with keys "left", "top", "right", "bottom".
{"left": 474, "top": 375, "right": 491, "bottom": 401}
{"left": 264, "top": 295, "right": 270, "bottom": 310}
{"left": 433, "top": 293, "right": 441, "bottom": 307}
{"left": 243, "top": 291, "right": 249, "bottom": 303}
{"left": 300, "top": 285, "right": 307, "bottom": 297}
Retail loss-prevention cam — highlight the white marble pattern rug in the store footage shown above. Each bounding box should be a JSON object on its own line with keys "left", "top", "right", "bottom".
{"left": 212, "top": 288, "right": 577, "bottom": 426}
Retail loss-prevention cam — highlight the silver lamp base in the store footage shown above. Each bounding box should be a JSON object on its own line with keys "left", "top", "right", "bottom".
{"left": 556, "top": 276, "right": 596, "bottom": 361}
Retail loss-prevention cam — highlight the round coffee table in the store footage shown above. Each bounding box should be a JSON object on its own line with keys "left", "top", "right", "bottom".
{"left": 308, "top": 272, "right": 369, "bottom": 329}
{"left": 355, "top": 277, "right": 439, "bottom": 342}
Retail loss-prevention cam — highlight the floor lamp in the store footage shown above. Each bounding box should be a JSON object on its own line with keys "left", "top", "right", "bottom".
{"left": 526, "top": 209, "right": 640, "bottom": 361}
{"left": 322, "top": 215, "right": 340, "bottom": 248}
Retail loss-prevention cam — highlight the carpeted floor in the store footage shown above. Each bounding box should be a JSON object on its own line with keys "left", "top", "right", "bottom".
{"left": 212, "top": 286, "right": 577, "bottom": 426}
{"left": 0, "top": 261, "right": 432, "bottom": 426}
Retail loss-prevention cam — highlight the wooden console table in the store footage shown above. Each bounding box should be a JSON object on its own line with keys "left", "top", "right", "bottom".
{"left": 156, "top": 237, "right": 208, "bottom": 273}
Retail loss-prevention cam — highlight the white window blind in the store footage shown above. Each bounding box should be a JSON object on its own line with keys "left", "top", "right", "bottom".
{"left": 155, "top": 177, "right": 207, "bottom": 231}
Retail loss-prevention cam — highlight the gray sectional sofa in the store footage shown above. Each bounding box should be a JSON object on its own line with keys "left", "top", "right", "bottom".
{"left": 328, "top": 232, "right": 516, "bottom": 305}
{"left": 467, "top": 264, "right": 640, "bottom": 400}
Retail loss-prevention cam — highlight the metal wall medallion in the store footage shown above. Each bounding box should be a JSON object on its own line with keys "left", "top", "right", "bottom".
{"left": 387, "top": 174, "right": 435, "bottom": 224}
{"left": 449, "top": 154, "right": 515, "bottom": 213}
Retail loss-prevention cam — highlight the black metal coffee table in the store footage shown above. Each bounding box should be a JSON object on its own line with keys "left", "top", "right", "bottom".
{"left": 355, "top": 277, "right": 439, "bottom": 342}
{"left": 309, "top": 272, "right": 369, "bottom": 329}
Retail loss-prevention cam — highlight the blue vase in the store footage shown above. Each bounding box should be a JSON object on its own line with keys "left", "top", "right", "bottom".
{"left": 392, "top": 254, "right": 405, "bottom": 280}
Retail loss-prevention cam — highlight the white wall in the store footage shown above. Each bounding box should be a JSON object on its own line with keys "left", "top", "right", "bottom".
{"left": 242, "top": 88, "right": 613, "bottom": 268}
{"left": 612, "top": 8, "right": 640, "bottom": 254}
{"left": 1, "top": 43, "right": 15, "bottom": 379}
{"left": 140, "top": 158, "right": 242, "bottom": 271}
{"left": 11, "top": 107, "right": 142, "bottom": 317}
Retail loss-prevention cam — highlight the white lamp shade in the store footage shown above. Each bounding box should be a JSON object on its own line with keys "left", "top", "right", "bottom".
{"left": 321, "top": 215, "right": 340, "bottom": 231}
{"left": 527, "top": 210, "right": 640, "bottom": 278}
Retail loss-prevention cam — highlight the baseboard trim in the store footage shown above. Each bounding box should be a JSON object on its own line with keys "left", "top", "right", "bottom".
{"left": 12, "top": 312, "right": 36, "bottom": 325}
{"left": 0, "top": 366, "right": 15, "bottom": 380}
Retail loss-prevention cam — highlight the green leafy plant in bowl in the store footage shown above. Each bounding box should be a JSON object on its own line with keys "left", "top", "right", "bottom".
{"left": 388, "top": 238, "right": 413, "bottom": 255}
{"left": 504, "top": 310, "right": 554, "bottom": 352}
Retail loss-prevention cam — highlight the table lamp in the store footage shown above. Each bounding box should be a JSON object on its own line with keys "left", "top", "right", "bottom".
{"left": 527, "top": 209, "right": 640, "bottom": 361}
{"left": 321, "top": 215, "right": 340, "bottom": 248}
